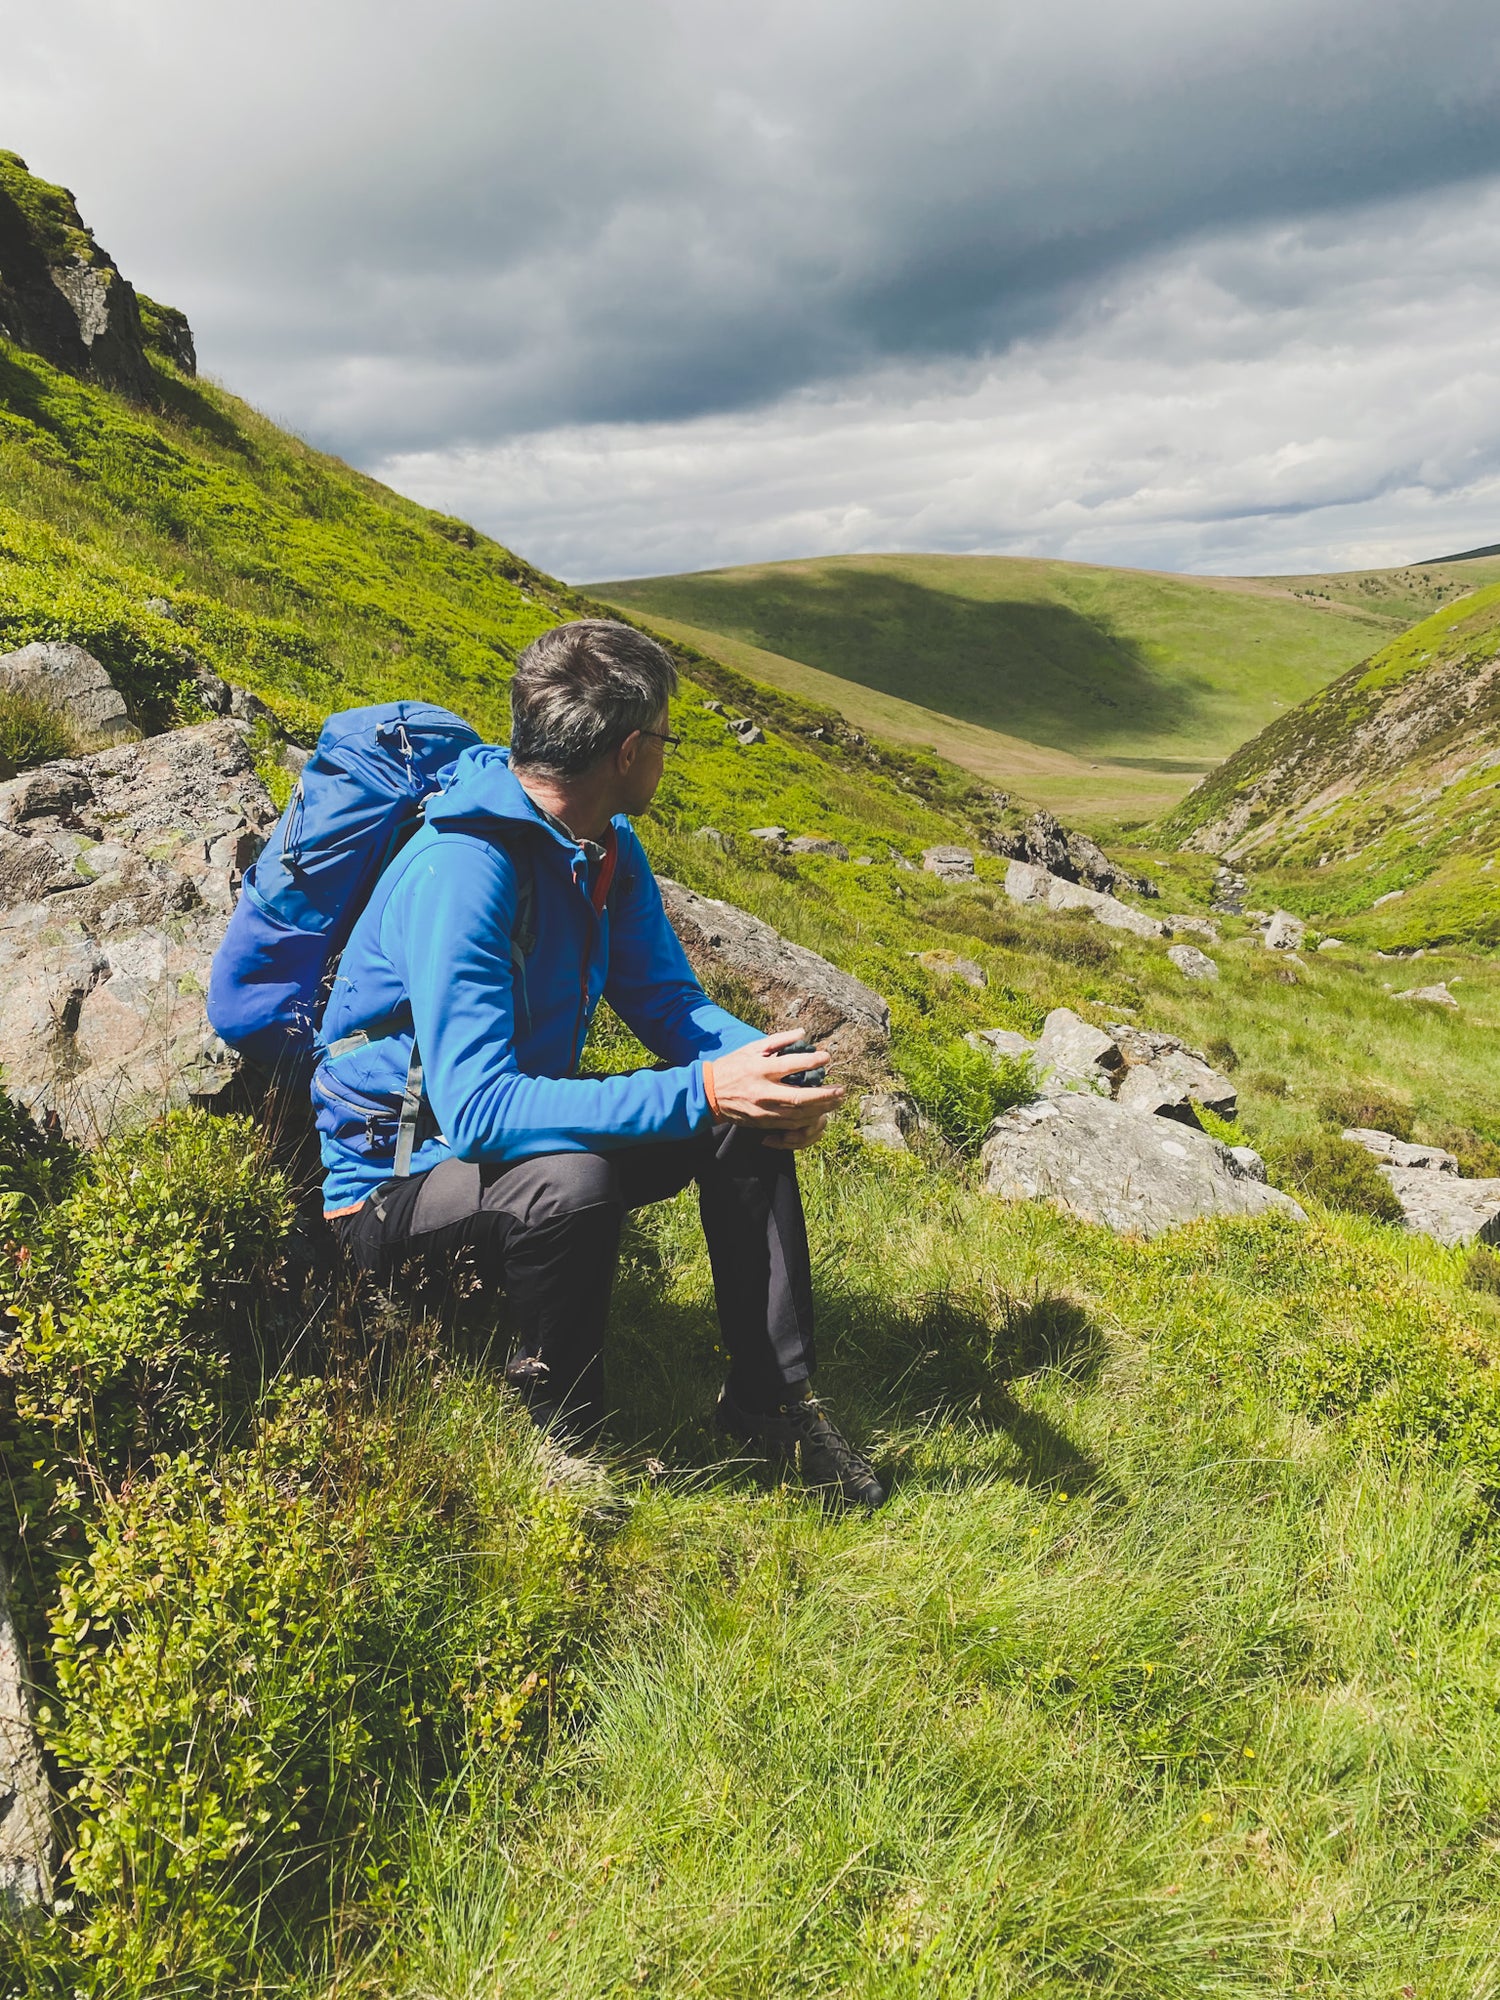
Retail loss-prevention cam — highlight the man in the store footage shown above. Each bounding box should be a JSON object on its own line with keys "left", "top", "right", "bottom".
{"left": 314, "top": 619, "right": 884, "bottom": 1508}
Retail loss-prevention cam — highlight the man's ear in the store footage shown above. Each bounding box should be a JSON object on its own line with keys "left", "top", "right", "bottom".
{"left": 614, "top": 728, "right": 642, "bottom": 775}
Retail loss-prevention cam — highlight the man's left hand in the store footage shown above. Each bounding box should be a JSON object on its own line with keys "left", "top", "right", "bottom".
{"left": 762, "top": 1114, "right": 831, "bottom": 1151}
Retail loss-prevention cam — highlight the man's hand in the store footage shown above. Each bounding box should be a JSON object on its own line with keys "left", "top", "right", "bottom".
{"left": 706, "top": 1031, "right": 844, "bottom": 1132}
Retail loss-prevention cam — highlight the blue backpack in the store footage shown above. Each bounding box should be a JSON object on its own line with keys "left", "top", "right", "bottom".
{"left": 208, "top": 701, "right": 482, "bottom": 1076}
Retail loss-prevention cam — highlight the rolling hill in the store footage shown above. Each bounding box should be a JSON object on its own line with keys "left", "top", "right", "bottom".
{"left": 594, "top": 552, "right": 1500, "bottom": 826}
{"left": 1156, "top": 576, "right": 1500, "bottom": 949}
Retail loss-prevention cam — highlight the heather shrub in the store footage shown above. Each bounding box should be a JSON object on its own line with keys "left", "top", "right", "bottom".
{"left": 1266, "top": 1132, "right": 1404, "bottom": 1223}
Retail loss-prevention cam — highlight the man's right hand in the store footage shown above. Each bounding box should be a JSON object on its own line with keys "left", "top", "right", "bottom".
{"left": 705, "top": 1031, "right": 845, "bottom": 1129}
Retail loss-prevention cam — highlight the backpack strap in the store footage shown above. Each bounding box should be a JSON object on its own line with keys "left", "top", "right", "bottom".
{"left": 393, "top": 1042, "right": 425, "bottom": 1179}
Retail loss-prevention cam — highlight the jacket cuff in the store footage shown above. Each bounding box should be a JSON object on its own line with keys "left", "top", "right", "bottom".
{"left": 701, "top": 1059, "right": 722, "bottom": 1119}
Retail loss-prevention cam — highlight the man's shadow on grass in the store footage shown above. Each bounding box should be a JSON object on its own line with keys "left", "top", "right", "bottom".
{"left": 597, "top": 1244, "right": 1114, "bottom": 1504}
{"left": 324, "top": 1226, "right": 1113, "bottom": 1506}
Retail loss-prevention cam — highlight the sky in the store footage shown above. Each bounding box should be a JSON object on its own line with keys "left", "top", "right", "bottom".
{"left": 5, "top": 0, "right": 1500, "bottom": 582}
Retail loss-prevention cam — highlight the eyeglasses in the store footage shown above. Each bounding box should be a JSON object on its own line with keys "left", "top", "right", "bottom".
{"left": 641, "top": 729, "right": 683, "bottom": 757}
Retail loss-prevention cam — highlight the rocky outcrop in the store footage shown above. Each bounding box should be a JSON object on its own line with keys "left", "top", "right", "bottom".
{"left": 1397, "top": 981, "right": 1459, "bottom": 1009}
{"left": 657, "top": 878, "right": 890, "bottom": 1064}
{"left": 916, "top": 948, "right": 986, "bottom": 988}
{"left": 0, "top": 152, "right": 192, "bottom": 398}
{"left": 1003, "top": 859, "right": 1165, "bottom": 940}
{"left": 0, "top": 642, "right": 137, "bottom": 747}
{"left": 0, "top": 1561, "right": 52, "bottom": 1913}
{"left": 987, "top": 807, "right": 1158, "bottom": 898}
{"left": 981, "top": 1092, "right": 1303, "bottom": 1237}
{"left": 0, "top": 723, "right": 276, "bottom": 1141}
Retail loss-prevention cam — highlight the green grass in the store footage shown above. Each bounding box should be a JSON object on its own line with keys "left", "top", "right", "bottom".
{"left": 352, "top": 1148, "right": 1500, "bottom": 1998}
{"left": 592, "top": 553, "right": 1500, "bottom": 827}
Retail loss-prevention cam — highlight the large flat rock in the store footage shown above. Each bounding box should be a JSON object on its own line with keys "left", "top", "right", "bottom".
{"left": 657, "top": 878, "right": 890, "bottom": 1064}
{"left": 981, "top": 1091, "right": 1303, "bottom": 1238}
{"left": 1003, "top": 859, "right": 1165, "bottom": 939}
{"left": 1380, "top": 1168, "right": 1500, "bottom": 1247}
{"left": 0, "top": 641, "right": 136, "bottom": 747}
{"left": 0, "top": 723, "right": 275, "bottom": 1141}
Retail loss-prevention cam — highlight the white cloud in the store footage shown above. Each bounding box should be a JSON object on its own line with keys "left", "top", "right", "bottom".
{"left": 369, "top": 177, "right": 1500, "bottom": 578}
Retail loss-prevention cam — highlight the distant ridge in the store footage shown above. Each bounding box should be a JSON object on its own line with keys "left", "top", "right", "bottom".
{"left": 1425, "top": 541, "right": 1500, "bottom": 562}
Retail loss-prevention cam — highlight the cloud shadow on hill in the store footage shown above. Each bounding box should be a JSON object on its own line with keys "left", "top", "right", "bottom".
{"left": 615, "top": 567, "right": 1216, "bottom": 757}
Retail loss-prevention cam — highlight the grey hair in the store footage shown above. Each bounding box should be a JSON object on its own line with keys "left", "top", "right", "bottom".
{"left": 508, "top": 620, "right": 679, "bottom": 777}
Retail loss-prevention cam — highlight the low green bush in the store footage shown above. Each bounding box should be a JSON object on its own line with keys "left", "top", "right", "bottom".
{"left": 1317, "top": 1082, "right": 1414, "bottom": 1140}
{"left": 1465, "top": 1245, "right": 1500, "bottom": 1297}
{"left": 36, "top": 1377, "right": 600, "bottom": 1992}
{"left": 892, "top": 1034, "right": 1035, "bottom": 1152}
{"left": 0, "top": 687, "right": 76, "bottom": 775}
{"left": 2, "top": 1110, "right": 294, "bottom": 1473}
{"left": 1245, "top": 1069, "right": 1289, "bottom": 1098}
{"left": 1265, "top": 1131, "right": 1404, "bottom": 1223}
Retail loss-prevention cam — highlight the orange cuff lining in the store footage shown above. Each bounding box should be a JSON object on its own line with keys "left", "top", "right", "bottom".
{"left": 702, "top": 1060, "right": 722, "bottom": 1119}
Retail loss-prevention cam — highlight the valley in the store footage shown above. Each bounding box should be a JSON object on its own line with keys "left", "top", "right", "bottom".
{"left": 596, "top": 550, "right": 1500, "bottom": 825}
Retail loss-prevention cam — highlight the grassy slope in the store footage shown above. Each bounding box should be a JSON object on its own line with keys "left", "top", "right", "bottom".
{"left": 592, "top": 553, "right": 1500, "bottom": 827}
{"left": 1156, "top": 581, "right": 1500, "bottom": 951}
{"left": 9, "top": 335, "right": 1500, "bottom": 1992}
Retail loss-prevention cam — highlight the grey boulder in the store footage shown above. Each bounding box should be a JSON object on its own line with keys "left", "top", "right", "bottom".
{"left": 1167, "top": 943, "right": 1219, "bottom": 980}
{"left": 981, "top": 1091, "right": 1302, "bottom": 1237}
{"left": 1262, "top": 910, "right": 1306, "bottom": 951}
{"left": 0, "top": 722, "right": 277, "bottom": 1141}
{"left": 1003, "top": 860, "right": 1164, "bottom": 940}
{"left": 1397, "top": 981, "right": 1459, "bottom": 1009}
{"left": 787, "top": 835, "right": 849, "bottom": 860}
{"left": 921, "top": 845, "right": 975, "bottom": 880}
{"left": 0, "top": 641, "right": 136, "bottom": 747}
{"left": 657, "top": 877, "right": 890, "bottom": 1065}
{"left": 1343, "top": 1128, "right": 1459, "bottom": 1173}
{"left": 859, "top": 1091, "right": 921, "bottom": 1153}
{"left": 1033, "top": 1006, "right": 1124, "bottom": 1094}
{"left": 1380, "top": 1170, "right": 1500, "bottom": 1247}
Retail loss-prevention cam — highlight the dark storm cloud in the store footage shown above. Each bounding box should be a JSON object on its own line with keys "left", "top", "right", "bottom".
{"left": 5, "top": 0, "right": 1500, "bottom": 459}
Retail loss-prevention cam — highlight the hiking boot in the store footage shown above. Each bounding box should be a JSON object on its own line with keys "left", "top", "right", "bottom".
{"left": 715, "top": 1387, "right": 886, "bottom": 1509}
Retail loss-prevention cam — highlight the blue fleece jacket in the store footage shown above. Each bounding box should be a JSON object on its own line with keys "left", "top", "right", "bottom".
{"left": 313, "top": 744, "right": 761, "bottom": 1212}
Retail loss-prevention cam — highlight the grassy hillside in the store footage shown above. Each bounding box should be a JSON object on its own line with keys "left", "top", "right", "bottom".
{"left": 594, "top": 553, "right": 1500, "bottom": 825}
{"left": 10, "top": 165, "right": 1500, "bottom": 1994}
{"left": 1156, "top": 580, "right": 1500, "bottom": 950}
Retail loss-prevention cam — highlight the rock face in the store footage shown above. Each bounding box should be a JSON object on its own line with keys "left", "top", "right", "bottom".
{"left": 987, "top": 807, "right": 1157, "bottom": 898}
{"left": 1004, "top": 860, "right": 1165, "bottom": 939}
{"left": 0, "top": 151, "right": 192, "bottom": 398}
{"left": 657, "top": 878, "right": 891, "bottom": 1064}
{"left": 0, "top": 723, "right": 276, "bottom": 1141}
{"left": 1380, "top": 1171, "right": 1500, "bottom": 1248}
{"left": 0, "top": 1561, "right": 52, "bottom": 1913}
{"left": 786, "top": 835, "right": 848, "bottom": 860}
{"left": 981, "top": 1093, "right": 1304, "bottom": 1237}
{"left": 0, "top": 642, "right": 136, "bottom": 747}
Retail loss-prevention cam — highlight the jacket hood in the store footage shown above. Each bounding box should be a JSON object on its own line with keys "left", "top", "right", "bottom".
{"left": 424, "top": 742, "right": 583, "bottom": 847}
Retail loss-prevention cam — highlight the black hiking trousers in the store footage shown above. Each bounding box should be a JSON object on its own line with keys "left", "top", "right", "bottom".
{"left": 333, "top": 1122, "right": 816, "bottom": 1424}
